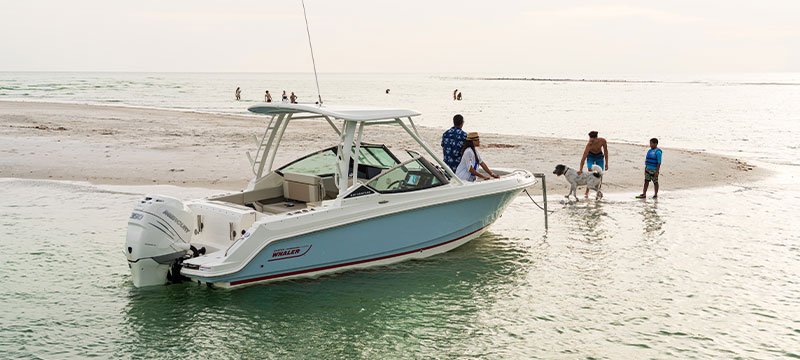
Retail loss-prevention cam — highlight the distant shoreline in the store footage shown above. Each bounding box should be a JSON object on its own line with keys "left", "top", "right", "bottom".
{"left": 436, "top": 76, "right": 800, "bottom": 86}
{"left": 480, "top": 77, "right": 661, "bottom": 84}
{"left": 0, "top": 100, "right": 766, "bottom": 193}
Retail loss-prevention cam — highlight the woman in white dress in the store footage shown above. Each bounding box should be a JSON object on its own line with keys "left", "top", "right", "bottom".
{"left": 455, "top": 132, "right": 500, "bottom": 182}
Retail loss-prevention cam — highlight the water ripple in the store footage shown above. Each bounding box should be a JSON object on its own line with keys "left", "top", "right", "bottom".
{"left": 0, "top": 178, "right": 798, "bottom": 358}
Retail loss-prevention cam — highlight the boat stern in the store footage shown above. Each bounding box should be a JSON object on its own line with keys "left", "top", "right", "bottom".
{"left": 124, "top": 195, "right": 194, "bottom": 287}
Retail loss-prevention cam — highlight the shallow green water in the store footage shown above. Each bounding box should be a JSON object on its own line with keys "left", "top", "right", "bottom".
{"left": 1, "top": 177, "right": 798, "bottom": 359}
{"left": 2, "top": 72, "right": 800, "bottom": 358}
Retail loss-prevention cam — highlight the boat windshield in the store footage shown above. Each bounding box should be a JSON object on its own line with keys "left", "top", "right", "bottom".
{"left": 277, "top": 145, "right": 400, "bottom": 177}
{"left": 367, "top": 157, "right": 449, "bottom": 193}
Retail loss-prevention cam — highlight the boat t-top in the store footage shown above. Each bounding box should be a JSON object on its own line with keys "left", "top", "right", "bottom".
{"left": 124, "top": 102, "right": 537, "bottom": 288}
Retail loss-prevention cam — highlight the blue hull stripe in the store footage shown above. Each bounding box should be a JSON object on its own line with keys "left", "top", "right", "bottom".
{"left": 229, "top": 222, "right": 493, "bottom": 286}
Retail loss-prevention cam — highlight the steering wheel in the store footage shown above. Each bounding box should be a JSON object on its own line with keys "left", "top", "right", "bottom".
{"left": 386, "top": 179, "right": 405, "bottom": 190}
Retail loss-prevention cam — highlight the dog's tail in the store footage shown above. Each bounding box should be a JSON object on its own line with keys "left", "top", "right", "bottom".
{"left": 591, "top": 164, "right": 603, "bottom": 178}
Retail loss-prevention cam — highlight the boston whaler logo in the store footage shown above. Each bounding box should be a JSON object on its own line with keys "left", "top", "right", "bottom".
{"left": 270, "top": 245, "right": 311, "bottom": 261}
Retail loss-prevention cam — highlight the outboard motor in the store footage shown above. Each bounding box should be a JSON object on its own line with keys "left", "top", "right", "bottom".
{"left": 125, "top": 195, "right": 194, "bottom": 287}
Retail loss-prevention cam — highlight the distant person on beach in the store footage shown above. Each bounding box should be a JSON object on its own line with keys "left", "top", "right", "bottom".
{"left": 441, "top": 114, "right": 467, "bottom": 173}
{"left": 637, "top": 138, "right": 662, "bottom": 199}
{"left": 290, "top": 92, "right": 297, "bottom": 104}
{"left": 235, "top": 87, "right": 241, "bottom": 101}
{"left": 453, "top": 89, "right": 458, "bottom": 100}
{"left": 282, "top": 90, "right": 288, "bottom": 103}
{"left": 457, "top": 92, "right": 462, "bottom": 101}
{"left": 265, "top": 90, "right": 272, "bottom": 102}
{"left": 455, "top": 132, "right": 500, "bottom": 182}
{"left": 578, "top": 130, "right": 609, "bottom": 198}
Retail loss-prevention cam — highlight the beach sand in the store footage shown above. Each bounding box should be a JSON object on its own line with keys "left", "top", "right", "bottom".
{"left": 0, "top": 101, "right": 765, "bottom": 195}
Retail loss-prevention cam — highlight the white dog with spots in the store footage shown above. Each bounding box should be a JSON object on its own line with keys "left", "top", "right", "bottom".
{"left": 553, "top": 164, "right": 604, "bottom": 201}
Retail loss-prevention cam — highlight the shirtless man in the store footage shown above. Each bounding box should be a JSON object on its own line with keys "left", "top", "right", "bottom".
{"left": 578, "top": 131, "right": 609, "bottom": 197}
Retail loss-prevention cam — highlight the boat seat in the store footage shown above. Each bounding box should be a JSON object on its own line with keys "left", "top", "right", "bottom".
{"left": 282, "top": 172, "right": 325, "bottom": 203}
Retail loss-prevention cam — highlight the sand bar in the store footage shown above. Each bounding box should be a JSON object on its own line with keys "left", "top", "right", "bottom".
{"left": 0, "top": 101, "right": 764, "bottom": 194}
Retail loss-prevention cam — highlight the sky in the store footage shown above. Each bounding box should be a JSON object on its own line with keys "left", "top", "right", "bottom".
{"left": 1, "top": 0, "right": 799, "bottom": 74}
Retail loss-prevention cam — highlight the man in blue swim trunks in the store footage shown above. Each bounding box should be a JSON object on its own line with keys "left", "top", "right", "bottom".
{"left": 578, "top": 131, "right": 609, "bottom": 198}
{"left": 637, "top": 138, "right": 662, "bottom": 199}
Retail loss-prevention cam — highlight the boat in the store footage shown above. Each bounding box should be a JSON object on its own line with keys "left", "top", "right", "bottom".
{"left": 124, "top": 103, "right": 537, "bottom": 288}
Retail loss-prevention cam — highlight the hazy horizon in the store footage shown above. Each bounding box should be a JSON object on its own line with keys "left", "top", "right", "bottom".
{"left": 2, "top": 1, "right": 799, "bottom": 73}
{"left": 3, "top": 70, "right": 800, "bottom": 75}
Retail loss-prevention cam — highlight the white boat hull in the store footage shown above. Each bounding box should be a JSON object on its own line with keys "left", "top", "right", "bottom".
{"left": 182, "top": 188, "right": 522, "bottom": 289}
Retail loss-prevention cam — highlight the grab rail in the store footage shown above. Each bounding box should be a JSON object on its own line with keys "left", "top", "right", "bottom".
{"left": 249, "top": 115, "right": 276, "bottom": 175}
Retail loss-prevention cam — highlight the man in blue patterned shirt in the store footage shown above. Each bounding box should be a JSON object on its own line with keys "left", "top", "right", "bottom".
{"left": 441, "top": 114, "right": 467, "bottom": 173}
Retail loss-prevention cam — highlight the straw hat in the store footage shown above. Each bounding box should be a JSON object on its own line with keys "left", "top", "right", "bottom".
{"left": 466, "top": 132, "right": 480, "bottom": 140}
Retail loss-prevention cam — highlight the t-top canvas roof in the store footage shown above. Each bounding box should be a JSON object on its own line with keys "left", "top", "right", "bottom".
{"left": 247, "top": 103, "right": 421, "bottom": 121}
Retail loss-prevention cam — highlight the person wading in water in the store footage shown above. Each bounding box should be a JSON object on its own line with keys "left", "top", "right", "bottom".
{"left": 578, "top": 130, "right": 609, "bottom": 198}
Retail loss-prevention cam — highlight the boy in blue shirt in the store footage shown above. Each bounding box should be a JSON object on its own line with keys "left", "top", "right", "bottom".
{"left": 441, "top": 114, "right": 467, "bottom": 173}
{"left": 637, "top": 138, "right": 662, "bottom": 199}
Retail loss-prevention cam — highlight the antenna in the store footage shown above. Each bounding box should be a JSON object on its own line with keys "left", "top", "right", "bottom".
{"left": 301, "top": 0, "right": 323, "bottom": 105}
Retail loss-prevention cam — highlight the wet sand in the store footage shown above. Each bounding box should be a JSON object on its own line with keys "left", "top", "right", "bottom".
{"left": 0, "top": 101, "right": 765, "bottom": 195}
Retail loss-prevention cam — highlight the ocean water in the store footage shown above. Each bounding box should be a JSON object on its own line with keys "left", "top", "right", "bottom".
{"left": 1, "top": 72, "right": 799, "bottom": 358}
{"left": 2, "top": 72, "right": 799, "bottom": 165}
